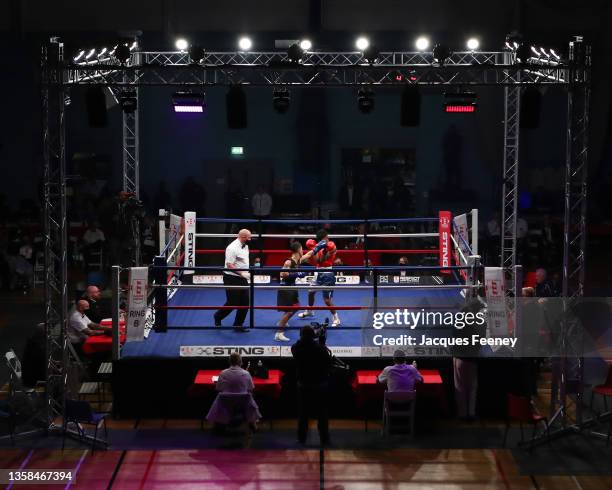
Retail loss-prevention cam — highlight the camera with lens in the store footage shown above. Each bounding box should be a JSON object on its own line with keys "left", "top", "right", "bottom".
{"left": 310, "top": 318, "right": 329, "bottom": 345}
{"left": 123, "top": 196, "right": 146, "bottom": 220}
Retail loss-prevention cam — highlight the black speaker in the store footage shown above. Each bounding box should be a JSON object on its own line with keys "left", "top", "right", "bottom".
{"left": 520, "top": 87, "right": 541, "bottom": 129}
{"left": 400, "top": 85, "right": 421, "bottom": 127}
{"left": 226, "top": 85, "right": 247, "bottom": 129}
{"left": 85, "top": 86, "right": 108, "bottom": 128}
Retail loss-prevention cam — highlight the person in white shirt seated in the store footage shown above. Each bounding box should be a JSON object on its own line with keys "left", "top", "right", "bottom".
{"left": 378, "top": 350, "right": 423, "bottom": 391}
{"left": 68, "top": 300, "right": 111, "bottom": 356}
{"left": 82, "top": 221, "right": 106, "bottom": 267}
{"left": 207, "top": 353, "right": 262, "bottom": 430}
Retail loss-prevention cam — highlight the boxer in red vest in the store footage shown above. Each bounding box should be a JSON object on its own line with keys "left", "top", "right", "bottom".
{"left": 298, "top": 229, "right": 341, "bottom": 326}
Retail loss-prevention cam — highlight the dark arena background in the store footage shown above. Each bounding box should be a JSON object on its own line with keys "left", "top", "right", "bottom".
{"left": 1, "top": 1, "right": 612, "bottom": 488}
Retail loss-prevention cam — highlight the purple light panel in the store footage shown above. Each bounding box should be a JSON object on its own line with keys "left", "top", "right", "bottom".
{"left": 174, "top": 105, "right": 204, "bottom": 113}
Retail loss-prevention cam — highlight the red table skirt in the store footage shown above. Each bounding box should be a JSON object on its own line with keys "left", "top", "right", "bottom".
{"left": 82, "top": 319, "right": 125, "bottom": 355}
{"left": 352, "top": 369, "right": 446, "bottom": 411}
{"left": 188, "top": 369, "right": 282, "bottom": 398}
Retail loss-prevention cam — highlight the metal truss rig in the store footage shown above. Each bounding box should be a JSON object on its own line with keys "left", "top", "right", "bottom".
{"left": 41, "top": 39, "right": 69, "bottom": 427}
{"left": 41, "top": 39, "right": 590, "bottom": 430}
{"left": 63, "top": 50, "right": 577, "bottom": 87}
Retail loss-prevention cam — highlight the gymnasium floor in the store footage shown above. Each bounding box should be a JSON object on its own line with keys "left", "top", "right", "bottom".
{"left": 2, "top": 419, "right": 612, "bottom": 489}
{"left": 121, "top": 285, "right": 466, "bottom": 358}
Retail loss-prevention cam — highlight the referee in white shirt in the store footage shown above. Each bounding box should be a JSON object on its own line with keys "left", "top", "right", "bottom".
{"left": 214, "top": 229, "right": 252, "bottom": 332}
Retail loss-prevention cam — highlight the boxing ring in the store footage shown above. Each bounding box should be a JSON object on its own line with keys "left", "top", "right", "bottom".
{"left": 111, "top": 210, "right": 483, "bottom": 359}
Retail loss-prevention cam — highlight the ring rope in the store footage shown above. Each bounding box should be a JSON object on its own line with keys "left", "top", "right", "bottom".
{"left": 156, "top": 304, "right": 466, "bottom": 311}
{"left": 452, "top": 222, "right": 473, "bottom": 255}
{"left": 160, "top": 229, "right": 179, "bottom": 256}
{"left": 450, "top": 234, "right": 468, "bottom": 265}
{"left": 154, "top": 265, "right": 475, "bottom": 271}
{"left": 164, "top": 325, "right": 458, "bottom": 331}
{"left": 195, "top": 217, "right": 439, "bottom": 225}
{"left": 167, "top": 234, "right": 184, "bottom": 261}
{"left": 194, "top": 248, "right": 439, "bottom": 254}
{"left": 166, "top": 252, "right": 185, "bottom": 284}
{"left": 194, "top": 233, "right": 438, "bottom": 239}
{"left": 155, "top": 284, "right": 477, "bottom": 290}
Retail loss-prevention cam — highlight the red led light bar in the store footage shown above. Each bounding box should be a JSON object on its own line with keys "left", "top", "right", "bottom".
{"left": 444, "top": 103, "right": 476, "bottom": 113}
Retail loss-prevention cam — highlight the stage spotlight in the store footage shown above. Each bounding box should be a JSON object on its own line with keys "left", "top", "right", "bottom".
{"left": 85, "top": 48, "right": 96, "bottom": 60}
{"left": 400, "top": 85, "right": 421, "bottom": 127}
{"left": 287, "top": 43, "right": 305, "bottom": 63}
{"left": 73, "top": 50, "right": 85, "bottom": 62}
{"left": 362, "top": 46, "right": 380, "bottom": 64}
{"left": 357, "top": 87, "right": 375, "bottom": 114}
{"left": 273, "top": 88, "right": 291, "bottom": 114}
{"left": 226, "top": 85, "right": 247, "bottom": 129}
{"left": 355, "top": 37, "right": 370, "bottom": 51}
{"left": 114, "top": 43, "right": 131, "bottom": 63}
{"left": 550, "top": 48, "right": 561, "bottom": 60}
{"left": 466, "top": 38, "right": 480, "bottom": 51}
{"left": 129, "top": 41, "right": 137, "bottom": 51}
{"left": 530, "top": 45, "right": 541, "bottom": 57}
{"left": 299, "top": 39, "right": 312, "bottom": 51}
{"left": 188, "top": 45, "right": 205, "bottom": 64}
{"left": 415, "top": 36, "right": 430, "bottom": 51}
{"left": 175, "top": 38, "right": 189, "bottom": 51}
{"left": 239, "top": 36, "right": 253, "bottom": 51}
{"left": 98, "top": 47, "right": 107, "bottom": 57}
{"left": 432, "top": 44, "right": 451, "bottom": 64}
{"left": 515, "top": 43, "right": 532, "bottom": 63}
{"left": 119, "top": 90, "right": 137, "bottom": 114}
{"left": 172, "top": 91, "right": 206, "bottom": 113}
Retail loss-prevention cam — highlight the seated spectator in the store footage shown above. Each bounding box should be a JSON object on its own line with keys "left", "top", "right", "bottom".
{"left": 19, "top": 237, "right": 33, "bottom": 264}
{"left": 378, "top": 350, "right": 423, "bottom": 391}
{"left": 398, "top": 256, "right": 409, "bottom": 276}
{"left": 82, "top": 221, "right": 106, "bottom": 247}
{"left": 81, "top": 285, "right": 106, "bottom": 323}
{"left": 206, "top": 353, "right": 261, "bottom": 430}
{"left": 353, "top": 223, "right": 366, "bottom": 249}
{"left": 6, "top": 252, "right": 33, "bottom": 291}
{"left": 82, "top": 221, "right": 105, "bottom": 267}
{"left": 535, "top": 267, "right": 555, "bottom": 297}
{"left": 68, "top": 300, "right": 111, "bottom": 356}
{"left": 333, "top": 257, "right": 344, "bottom": 276}
{"left": 522, "top": 286, "right": 535, "bottom": 297}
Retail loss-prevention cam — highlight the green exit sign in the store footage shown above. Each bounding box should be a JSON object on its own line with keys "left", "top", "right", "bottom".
{"left": 231, "top": 146, "right": 244, "bottom": 155}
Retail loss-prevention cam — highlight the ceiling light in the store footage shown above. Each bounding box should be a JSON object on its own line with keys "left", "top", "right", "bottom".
{"left": 355, "top": 37, "right": 370, "bottom": 51}
{"left": 415, "top": 37, "right": 430, "bottom": 51}
{"left": 239, "top": 37, "right": 253, "bottom": 51}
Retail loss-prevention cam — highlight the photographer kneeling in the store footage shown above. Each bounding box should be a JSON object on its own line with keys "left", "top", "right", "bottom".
{"left": 291, "top": 325, "right": 333, "bottom": 446}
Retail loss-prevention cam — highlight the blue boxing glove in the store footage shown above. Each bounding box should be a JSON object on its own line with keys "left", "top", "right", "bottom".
{"left": 313, "top": 240, "right": 327, "bottom": 254}
{"left": 288, "top": 271, "right": 307, "bottom": 279}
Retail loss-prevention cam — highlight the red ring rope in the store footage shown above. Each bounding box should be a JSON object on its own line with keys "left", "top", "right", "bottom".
{"left": 166, "top": 252, "right": 185, "bottom": 284}
{"left": 195, "top": 249, "right": 439, "bottom": 254}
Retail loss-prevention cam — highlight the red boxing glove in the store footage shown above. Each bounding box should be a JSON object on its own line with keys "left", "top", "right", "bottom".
{"left": 305, "top": 239, "right": 316, "bottom": 250}
{"left": 326, "top": 241, "right": 336, "bottom": 252}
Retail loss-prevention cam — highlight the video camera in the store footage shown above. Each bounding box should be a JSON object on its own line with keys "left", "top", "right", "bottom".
{"left": 311, "top": 317, "right": 329, "bottom": 345}
{"left": 122, "top": 195, "right": 146, "bottom": 220}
